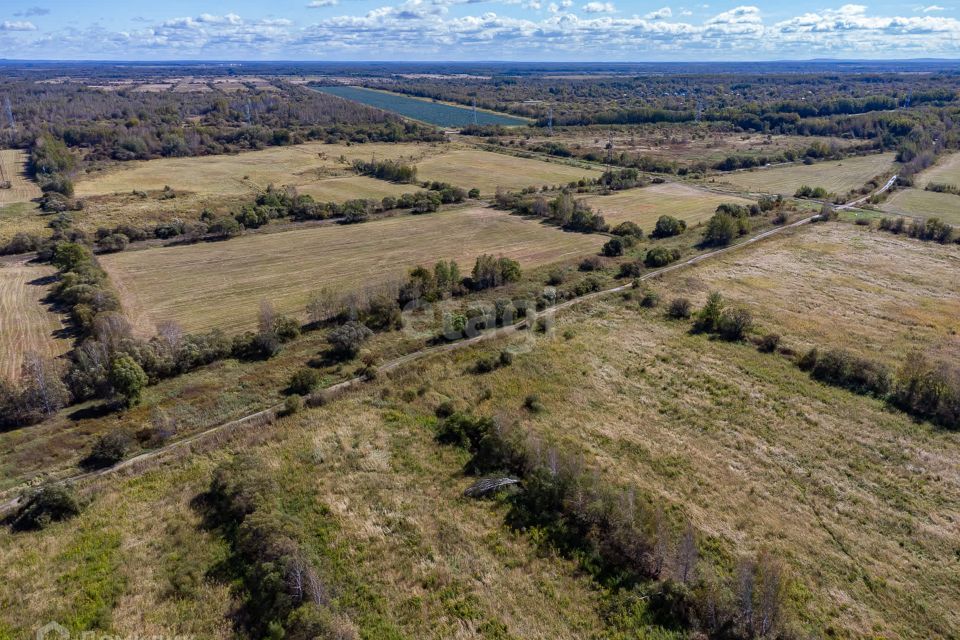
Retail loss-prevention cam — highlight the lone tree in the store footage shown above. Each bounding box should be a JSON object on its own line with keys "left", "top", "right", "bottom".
{"left": 109, "top": 354, "right": 148, "bottom": 407}
{"left": 702, "top": 212, "right": 737, "bottom": 247}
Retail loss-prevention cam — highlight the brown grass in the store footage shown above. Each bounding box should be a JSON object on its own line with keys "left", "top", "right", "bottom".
{"left": 100, "top": 207, "right": 603, "bottom": 334}
{"left": 415, "top": 148, "right": 602, "bottom": 195}
{"left": 0, "top": 257, "right": 70, "bottom": 380}
{"left": 0, "top": 149, "right": 42, "bottom": 206}
{"left": 580, "top": 182, "right": 753, "bottom": 228}
{"left": 715, "top": 153, "right": 896, "bottom": 196}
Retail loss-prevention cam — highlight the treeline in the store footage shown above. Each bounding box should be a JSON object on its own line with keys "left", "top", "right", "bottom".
{"left": 495, "top": 189, "right": 608, "bottom": 233}
{"left": 0, "top": 79, "right": 442, "bottom": 161}
{"left": 435, "top": 410, "right": 794, "bottom": 638}
{"left": 352, "top": 158, "right": 418, "bottom": 183}
{"left": 877, "top": 216, "right": 956, "bottom": 244}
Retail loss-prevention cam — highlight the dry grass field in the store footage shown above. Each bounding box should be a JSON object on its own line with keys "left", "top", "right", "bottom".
{"left": 659, "top": 222, "right": 960, "bottom": 366}
{"left": 0, "top": 257, "right": 70, "bottom": 380}
{"left": 0, "top": 150, "right": 42, "bottom": 206}
{"left": 881, "top": 188, "right": 960, "bottom": 225}
{"left": 715, "top": 153, "right": 896, "bottom": 196}
{"left": 74, "top": 141, "right": 443, "bottom": 197}
{"left": 912, "top": 151, "right": 960, "bottom": 187}
{"left": 415, "top": 148, "right": 602, "bottom": 195}
{"left": 579, "top": 182, "right": 753, "bottom": 228}
{"left": 101, "top": 207, "right": 603, "bottom": 334}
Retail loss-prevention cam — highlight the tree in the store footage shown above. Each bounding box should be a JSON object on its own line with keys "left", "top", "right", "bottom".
{"left": 258, "top": 299, "right": 277, "bottom": 335}
{"left": 83, "top": 430, "right": 132, "bottom": 468}
{"left": 702, "top": 212, "right": 737, "bottom": 247}
{"left": 288, "top": 368, "right": 320, "bottom": 395}
{"left": 19, "top": 352, "right": 69, "bottom": 420}
{"left": 694, "top": 292, "right": 724, "bottom": 333}
{"left": 644, "top": 246, "right": 681, "bottom": 268}
{"left": 109, "top": 354, "right": 148, "bottom": 407}
{"left": 601, "top": 237, "right": 625, "bottom": 257}
{"left": 718, "top": 307, "right": 753, "bottom": 341}
{"left": 651, "top": 215, "right": 687, "bottom": 239}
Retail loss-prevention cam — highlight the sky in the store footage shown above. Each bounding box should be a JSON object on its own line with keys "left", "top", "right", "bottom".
{"left": 0, "top": 1, "right": 958, "bottom": 61}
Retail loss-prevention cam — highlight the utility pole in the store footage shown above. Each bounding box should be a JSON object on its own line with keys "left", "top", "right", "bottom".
{"left": 548, "top": 106, "right": 553, "bottom": 135}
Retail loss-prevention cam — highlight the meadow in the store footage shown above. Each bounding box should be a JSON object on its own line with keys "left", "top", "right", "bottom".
{"left": 415, "top": 148, "right": 603, "bottom": 195}
{"left": 715, "top": 152, "right": 896, "bottom": 196}
{"left": 579, "top": 182, "right": 753, "bottom": 228}
{"left": 0, "top": 257, "right": 70, "bottom": 380}
{"left": 100, "top": 207, "right": 603, "bottom": 334}
{"left": 880, "top": 152, "right": 960, "bottom": 224}
{"left": 0, "top": 150, "right": 41, "bottom": 206}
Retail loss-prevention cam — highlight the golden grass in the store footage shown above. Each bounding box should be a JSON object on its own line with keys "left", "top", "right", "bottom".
{"left": 74, "top": 141, "right": 444, "bottom": 197}
{"left": 0, "top": 202, "right": 47, "bottom": 245}
{"left": 659, "top": 222, "right": 960, "bottom": 367}
{"left": 579, "top": 182, "right": 753, "bottom": 228}
{"left": 0, "top": 257, "right": 70, "bottom": 380}
{"left": 100, "top": 207, "right": 603, "bottom": 334}
{"left": 716, "top": 153, "right": 896, "bottom": 196}
{"left": 0, "top": 149, "right": 41, "bottom": 206}
{"left": 912, "top": 151, "right": 960, "bottom": 187}
{"left": 415, "top": 149, "right": 602, "bottom": 195}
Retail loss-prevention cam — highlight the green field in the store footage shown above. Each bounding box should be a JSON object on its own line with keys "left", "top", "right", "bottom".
{"left": 579, "top": 182, "right": 753, "bottom": 228}
{"left": 716, "top": 153, "right": 896, "bottom": 196}
{"left": 416, "top": 149, "right": 602, "bottom": 195}
{"left": 882, "top": 187, "right": 960, "bottom": 225}
{"left": 101, "top": 207, "right": 603, "bottom": 334}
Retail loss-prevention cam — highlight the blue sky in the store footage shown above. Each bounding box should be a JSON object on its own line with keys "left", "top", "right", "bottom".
{"left": 1, "top": 1, "right": 958, "bottom": 60}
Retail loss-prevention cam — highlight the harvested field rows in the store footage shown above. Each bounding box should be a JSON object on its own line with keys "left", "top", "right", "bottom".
{"left": 0, "top": 149, "right": 41, "bottom": 206}
{"left": 716, "top": 153, "right": 896, "bottom": 196}
{"left": 579, "top": 182, "right": 752, "bottom": 228}
{"left": 0, "top": 258, "right": 70, "bottom": 380}
{"left": 415, "top": 149, "right": 602, "bottom": 195}
{"left": 881, "top": 188, "right": 960, "bottom": 225}
{"left": 101, "top": 207, "right": 603, "bottom": 334}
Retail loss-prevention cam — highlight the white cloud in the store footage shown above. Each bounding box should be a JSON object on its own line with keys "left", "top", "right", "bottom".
{"left": 14, "top": 7, "right": 49, "bottom": 17}
{"left": 920, "top": 5, "right": 945, "bottom": 12}
{"left": 582, "top": 2, "right": 615, "bottom": 13}
{"left": 644, "top": 7, "right": 672, "bottom": 20}
{"left": 0, "top": 20, "right": 38, "bottom": 31}
{"left": 308, "top": 0, "right": 339, "bottom": 6}
{"left": 548, "top": 2, "right": 559, "bottom": 11}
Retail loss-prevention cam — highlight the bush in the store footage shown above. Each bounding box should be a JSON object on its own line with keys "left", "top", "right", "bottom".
{"left": 651, "top": 215, "right": 687, "bottom": 239}
{"left": 273, "top": 316, "right": 301, "bottom": 341}
{"left": 524, "top": 394, "right": 545, "bottom": 413}
{"left": 579, "top": 256, "right": 603, "bottom": 272}
{"left": 288, "top": 368, "right": 320, "bottom": 395}
{"left": 611, "top": 221, "right": 643, "bottom": 237}
{"left": 282, "top": 394, "right": 302, "bottom": 416}
{"left": 601, "top": 237, "right": 625, "bottom": 257}
{"left": 11, "top": 484, "right": 81, "bottom": 531}
{"left": 618, "top": 260, "right": 643, "bottom": 278}
{"left": 701, "top": 213, "right": 738, "bottom": 247}
{"left": 801, "top": 348, "right": 892, "bottom": 397}
{"left": 717, "top": 307, "right": 753, "bottom": 341}
{"left": 327, "top": 321, "right": 373, "bottom": 360}
{"left": 435, "top": 413, "right": 495, "bottom": 450}
{"left": 891, "top": 352, "right": 960, "bottom": 428}
{"left": 667, "top": 298, "right": 692, "bottom": 319}
{"left": 644, "top": 246, "right": 681, "bottom": 268}
{"left": 758, "top": 333, "right": 781, "bottom": 353}
{"left": 639, "top": 290, "right": 661, "bottom": 308}
{"left": 693, "top": 292, "right": 724, "bottom": 332}
{"left": 83, "top": 430, "right": 132, "bottom": 469}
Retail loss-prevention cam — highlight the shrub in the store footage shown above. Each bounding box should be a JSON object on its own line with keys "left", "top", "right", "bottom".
{"left": 83, "top": 430, "right": 132, "bottom": 469}
{"left": 618, "top": 260, "right": 643, "bottom": 278}
{"left": 282, "top": 394, "right": 302, "bottom": 416}
{"left": 802, "top": 348, "right": 892, "bottom": 397}
{"left": 758, "top": 333, "right": 781, "bottom": 353}
{"left": 644, "top": 246, "right": 681, "bottom": 268}
{"left": 435, "top": 400, "right": 456, "bottom": 419}
{"left": 435, "top": 412, "right": 495, "bottom": 450}
{"left": 639, "top": 290, "right": 661, "bottom": 308}
{"left": 667, "top": 298, "right": 692, "bottom": 319}
{"left": 891, "top": 352, "right": 960, "bottom": 428}
{"left": 524, "top": 394, "right": 545, "bottom": 413}
{"left": 651, "top": 215, "right": 687, "bottom": 239}
{"left": 288, "top": 368, "right": 320, "bottom": 395}
{"left": 693, "top": 292, "right": 724, "bottom": 333}
{"left": 602, "top": 237, "right": 625, "bottom": 257}
{"left": 579, "top": 256, "right": 603, "bottom": 272}
{"left": 547, "top": 268, "right": 566, "bottom": 285}
{"left": 11, "top": 484, "right": 81, "bottom": 531}
{"left": 327, "top": 321, "right": 373, "bottom": 360}
{"left": 499, "top": 350, "right": 514, "bottom": 367}
{"left": 612, "top": 221, "right": 643, "bottom": 237}
{"left": 717, "top": 307, "right": 753, "bottom": 341}
{"left": 468, "top": 188, "right": 481, "bottom": 199}
{"left": 97, "top": 233, "right": 129, "bottom": 253}
{"left": 273, "top": 316, "right": 301, "bottom": 342}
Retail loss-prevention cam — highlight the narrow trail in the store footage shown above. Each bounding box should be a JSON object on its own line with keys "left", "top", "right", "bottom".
{"left": 0, "top": 178, "right": 896, "bottom": 516}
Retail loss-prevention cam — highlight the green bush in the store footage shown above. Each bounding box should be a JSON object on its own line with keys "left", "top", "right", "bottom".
{"left": 651, "top": 215, "right": 687, "bottom": 239}
{"left": 644, "top": 246, "right": 681, "bottom": 268}
{"left": 602, "top": 237, "right": 625, "bottom": 257}
{"left": 83, "top": 430, "right": 132, "bottom": 469}
{"left": 288, "top": 368, "right": 320, "bottom": 395}
{"left": 667, "top": 297, "right": 692, "bottom": 319}
{"left": 11, "top": 484, "right": 81, "bottom": 531}
{"left": 717, "top": 307, "right": 753, "bottom": 341}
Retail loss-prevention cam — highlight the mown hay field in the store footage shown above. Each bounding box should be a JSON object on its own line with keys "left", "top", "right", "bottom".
{"left": 579, "top": 182, "right": 753, "bottom": 228}
{"left": 912, "top": 151, "right": 960, "bottom": 187}
{"left": 716, "top": 153, "right": 896, "bottom": 196}
{"left": 0, "top": 257, "right": 70, "bottom": 380}
{"left": 74, "top": 141, "right": 444, "bottom": 197}
{"left": 660, "top": 222, "right": 960, "bottom": 366}
{"left": 881, "top": 188, "right": 960, "bottom": 225}
{"left": 415, "top": 148, "right": 603, "bottom": 195}
{"left": 0, "top": 149, "right": 41, "bottom": 206}
{"left": 101, "top": 207, "right": 603, "bottom": 334}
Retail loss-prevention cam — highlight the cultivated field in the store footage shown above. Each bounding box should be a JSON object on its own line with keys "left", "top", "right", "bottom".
{"left": 579, "top": 182, "right": 753, "bottom": 228}
{"left": 661, "top": 222, "right": 960, "bottom": 366}
{"left": 74, "top": 141, "right": 444, "bottom": 198}
{"left": 716, "top": 153, "right": 896, "bottom": 196}
{"left": 881, "top": 188, "right": 960, "bottom": 225}
{"left": 0, "top": 257, "right": 70, "bottom": 380}
{"left": 912, "top": 151, "right": 960, "bottom": 187}
{"left": 0, "top": 149, "right": 42, "bottom": 206}
{"left": 415, "top": 149, "right": 602, "bottom": 195}
{"left": 101, "top": 207, "right": 603, "bottom": 334}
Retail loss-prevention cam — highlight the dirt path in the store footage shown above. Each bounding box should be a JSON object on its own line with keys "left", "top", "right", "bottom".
{"left": 0, "top": 178, "right": 896, "bottom": 515}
